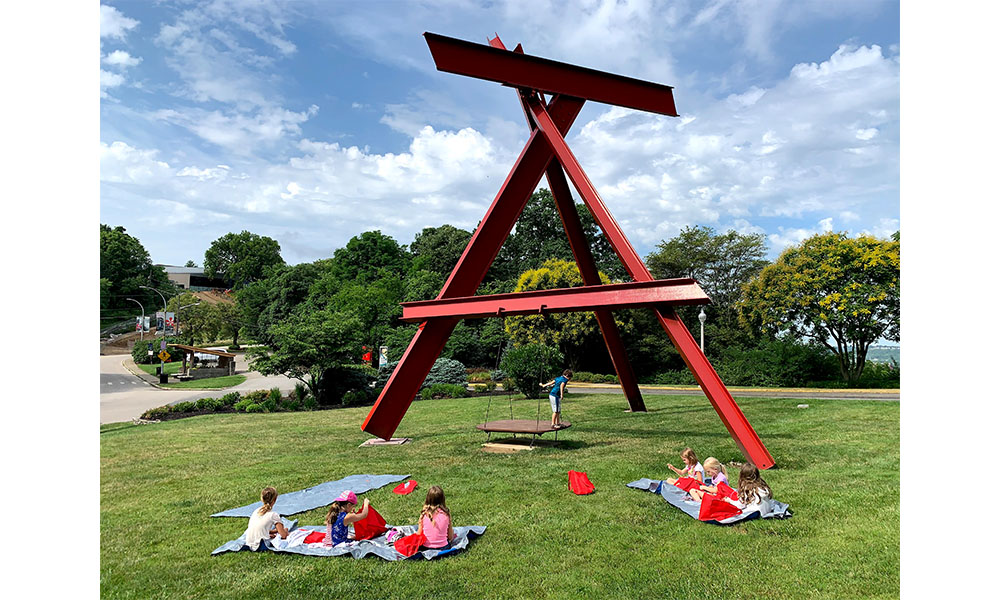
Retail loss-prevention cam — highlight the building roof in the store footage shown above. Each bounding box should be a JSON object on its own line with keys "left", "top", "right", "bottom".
{"left": 158, "top": 265, "right": 205, "bottom": 275}
{"left": 168, "top": 344, "right": 236, "bottom": 358}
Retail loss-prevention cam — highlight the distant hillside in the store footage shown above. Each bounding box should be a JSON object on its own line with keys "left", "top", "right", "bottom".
{"left": 867, "top": 346, "right": 900, "bottom": 365}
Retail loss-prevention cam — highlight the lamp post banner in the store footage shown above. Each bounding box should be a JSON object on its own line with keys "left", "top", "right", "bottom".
{"left": 165, "top": 312, "right": 176, "bottom": 336}
{"left": 156, "top": 311, "right": 165, "bottom": 335}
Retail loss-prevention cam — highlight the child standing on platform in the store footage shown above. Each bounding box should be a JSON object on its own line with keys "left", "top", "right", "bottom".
{"left": 548, "top": 370, "right": 573, "bottom": 429}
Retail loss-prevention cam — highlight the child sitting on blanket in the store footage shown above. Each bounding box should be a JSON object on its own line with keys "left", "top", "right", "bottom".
{"left": 688, "top": 457, "right": 728, "bottom": 502}
{"left": 243, "top": 486, "right": 289, "bottom": 551}
{"left": 324, "top": 490, "right": 371, "bottom": 546}
{"left": 665, "top": 447, "right": 704, "bottom": 492}
{"left": 723, "top": 463, "right": 774, "bottom": 514}
{"left": 416, "top": 485, "right": 455, "bottom": 549}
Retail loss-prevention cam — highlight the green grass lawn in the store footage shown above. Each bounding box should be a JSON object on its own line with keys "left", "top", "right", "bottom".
{"left": 100, "top": 393, "right": 899, "bottom": 599}
{"left": 137, "top": 361, "right": 184, "bottom": 375}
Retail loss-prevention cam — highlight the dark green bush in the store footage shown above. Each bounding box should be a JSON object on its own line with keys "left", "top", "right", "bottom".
{"left": 243, "top": 389, "right": 269, "bottom": 403}
{"left": 233, "top": 398, "right": 254, "bottom": 412}
{"left": 244, "top": 403, "right": 264, "bottom": 413}
{"left": 467, "top": 369, "right": 492, "bottom": 383}
{"left": 294, "top": 382, "right": 308, "bottom": 402}
{"left": 473, "top": 384, "right": 487, "bottom": 393}
{"left": 220, "top": 391, "right": 241, "bottom": 406}
{"left": 261, "top": 397, "right": 277, "bottom": 412}
{"left": 269, "top": 387, "right": 282, "bottom": 404}
{"left": 320, "top": 364, "right": 376, "bottom": 406}
{"left": 499, "top": 344, "right": 564, "bottom": 399}
{"left": 342, "top": 390, "right": 369, "bottom": 405}
{"left": 425, "top": 383, "right": 468, "bottom": 398}
{"left": 171, "top": 401, "right": 196, "bottom": 413}
{"left": 419, "top": 388, "right": 433, "bottom": 400}
{"left": 196, "top": 397, "right": 223, "bottom": 411}
{"left": 141, "top": 406, "right": 170, "bottom": 419}
{"left": 284, "top": 398, "right": 302, "bottom": 411}
{"left": 377, "top": 358, "right": 468, "bottom": 391}
{"left": 304, "top": 395, "right": 319, "bottom": 410}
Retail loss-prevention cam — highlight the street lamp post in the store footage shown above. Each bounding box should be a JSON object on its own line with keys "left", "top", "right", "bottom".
{"left": 126, "top": 298, "right": 144, "bottom": 342}
{"left": 139, "top": 285, "right": 168, "bottom": 335}
{"left": 698, "top": 307, "right": 707, "bottom": 352}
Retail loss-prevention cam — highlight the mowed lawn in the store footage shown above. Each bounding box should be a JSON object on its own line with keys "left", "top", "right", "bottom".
{"left": 100, "top": 392, "right": 899, "bottom": 599}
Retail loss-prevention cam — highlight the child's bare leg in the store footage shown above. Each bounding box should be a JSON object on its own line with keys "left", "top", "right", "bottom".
{"left": 689, "top": 489, "right": 704, "bottom": 502}
{"left": 665, "top": 477, "right": 677, "bottom": 485}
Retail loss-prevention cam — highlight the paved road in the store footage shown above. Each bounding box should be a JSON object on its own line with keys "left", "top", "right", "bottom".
{"left": 100, "top": 353, "right": 298, "bottom": 424}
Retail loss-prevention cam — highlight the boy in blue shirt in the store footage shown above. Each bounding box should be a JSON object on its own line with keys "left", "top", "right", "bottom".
{"left": 548, "top": 370, "right": 573, "bottom": 429}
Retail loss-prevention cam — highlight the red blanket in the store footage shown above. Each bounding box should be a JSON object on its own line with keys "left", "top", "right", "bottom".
{"left": 673, "top": 477, "right": 701, "bottom": 492}
{"left": 568, "top": 470, "right": 595, "bottom": 495}
{"left": 353, "top": 506, "right": 388, "bottom": 540}
{"left": 393, "top": 480, "right": 419, "bottom": 495}
{"left": 303, "top": 530, "right": 326, "bottom": 544}
{"left": 394, "top": 532, "right": 427, "bottom": 557}
{"left": 698, "top": 493, "right": 742, "bottom": 522}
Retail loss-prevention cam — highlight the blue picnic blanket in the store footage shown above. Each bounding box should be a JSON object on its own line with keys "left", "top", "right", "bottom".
{"left": 211, "top": 474, "right": 410, "bottom": 518}
{"left": 211, "top": 524, "right": 486, "bottom": 560}
{"left": 627, "top": 478, "right": 792, "bottom": 525}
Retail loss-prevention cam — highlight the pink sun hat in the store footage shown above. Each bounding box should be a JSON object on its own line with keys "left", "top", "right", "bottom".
{"left": 335, "top": 490, "right": 358, "bottom": 504}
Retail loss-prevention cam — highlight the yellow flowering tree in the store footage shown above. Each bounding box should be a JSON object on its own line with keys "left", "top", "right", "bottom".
{"left": 505, "top": 259, "right": 624, "bottom": 369}
{"left": 738, "top": 231, "right": 899, "bottom": 384}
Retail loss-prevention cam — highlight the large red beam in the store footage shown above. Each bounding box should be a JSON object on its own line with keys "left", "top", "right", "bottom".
{"left": 525, "top": 95, "right": 776, "bottom": 469}
{"left": 361, "top": 97, "right": 584, "bottom": 440}
{"left": 400, "top": 279, "right": 709, "bottom": 322}
{"left": 425, "top": 32, "right": 678, "bottom": 117}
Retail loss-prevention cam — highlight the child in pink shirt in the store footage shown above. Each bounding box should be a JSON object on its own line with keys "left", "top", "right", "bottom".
{"left": 416, "top": 485, "right": 455, "bottom": 549}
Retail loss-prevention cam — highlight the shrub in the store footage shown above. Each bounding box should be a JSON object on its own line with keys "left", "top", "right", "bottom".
{"left": 269, "top": 387, "right": 282, "bottom": 404}
{"left": 261, "top": 397, "right": 277, "bottom": 412}
{"left": 425, "top": 383, "right": 468, "bottom": 398}
{"left": 283, "top": 398, "right": 302, "bottom": 411}
{"left": 294, "top": 382, "right": 308, "bottom": 402}
{"left": 244, "top": 403, "right": 264, "bottom": 413}
{"left": 303, "top": 395, "right": 319, "bottom": 410}
{"left": 196, "top": 397, "right": 223, "bottom": 411}
{"left": 243, "top": 389, "right": 269, "bottom": 403}
{"left": 473, "top": 384, "right": 487, "bottom": 393}
{"left": 377, "top": 358, "right": 468, "bottom": 391}
{"left": 490, "top": 369, "right": 505, "bottom": 381}
{"left": 419, "top": 388, "right": 433, "bottom": 400}
{"left": 220, "top": 391, "right": 241, "bottom": 407}
{"left": 171, "top": 401, "right": 196, "bottom": 413}
{"left": 320, "top": 364, "right": 376, "bottom": 406}
{"left": 604, "top": 374, "right": 618, "bottom": 384}
{"left": 233, "top": 398, "right": 254, "bottom": 412}
{"left": 342, "top": 390, "right": 369, "bottom": 406}
{"left": 713, "top": 337, "right": 838, "bottom": 387}
{"left": 141, "top": 406, "right": 170, "bottom": 420}
{"left": 499, "top": 344, "right": 564, "bottom": 399}
{"left": 572, "top": 371, "right": 598, "bottom": 383}
{"left": 467, "top": 369, "right": 492, "bottom": 383}
{"left": 227, "top": 345, "right": 241, "bottom": 352}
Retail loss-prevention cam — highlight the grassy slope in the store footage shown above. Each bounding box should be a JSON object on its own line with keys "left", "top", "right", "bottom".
{"left": 101, "top": 393, "right": 898, "bottom": 599}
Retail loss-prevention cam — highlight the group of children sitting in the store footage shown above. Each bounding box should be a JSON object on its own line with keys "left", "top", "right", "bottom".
{"left": 243, "top": 484, "right": 455, "bottom": 552}
{"left": 665, "top": 447, "right": 773, "bottom": 514}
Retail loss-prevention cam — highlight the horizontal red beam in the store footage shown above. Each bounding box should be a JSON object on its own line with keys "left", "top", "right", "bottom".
{"left": 400, "top": 278, "right": 709, "bottom": 322}
{"left": 424, "top": 32, "right": 679, "bottom": 117}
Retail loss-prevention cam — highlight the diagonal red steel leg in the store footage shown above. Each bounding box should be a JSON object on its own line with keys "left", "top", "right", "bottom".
{"left": 362, "top": 96, "right": 585, "bottom": 439}
{"left": 524, "top": 95, "right": 775, "bottom": 468}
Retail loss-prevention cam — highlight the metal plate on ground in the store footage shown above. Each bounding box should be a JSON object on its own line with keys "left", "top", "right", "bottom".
{"left": 359, "top": 437, "right": 411, "bottom": 447}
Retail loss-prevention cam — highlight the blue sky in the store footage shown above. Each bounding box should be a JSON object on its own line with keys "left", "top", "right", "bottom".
{"left": 100, "top": 0, "right": 900, "bottom": 267}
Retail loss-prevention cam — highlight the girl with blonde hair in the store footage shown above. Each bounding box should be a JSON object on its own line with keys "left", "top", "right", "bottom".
{"left": 689, "top": 457, "right": 729, "bottom": 502}
{"left": 416, "top": 485, "right": 455, "bottom": 549}
{"left": 242, "top": 486, "right": 289, "bottom": 551}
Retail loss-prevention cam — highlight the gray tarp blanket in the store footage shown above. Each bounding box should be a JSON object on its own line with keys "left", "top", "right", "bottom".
{"left": 211, "top": 474, "right": 410, "bottom": 518}
{"left": 211, "top": 524, "right": 486, "bottom": 560}
{"left": 627, "top": 478, "right": 792, "bottom": 525}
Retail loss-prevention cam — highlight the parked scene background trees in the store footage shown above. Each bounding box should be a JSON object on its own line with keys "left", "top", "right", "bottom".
{"left": 101, "top": 188, "right": 900, "bottom": 404}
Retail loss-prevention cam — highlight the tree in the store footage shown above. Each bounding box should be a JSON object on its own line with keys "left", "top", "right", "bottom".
{"left": 166, "top": 292, "right": 221, "bottom": 345}
{"left": 100, "top": 224, "right": 173, "bottom": 313}
{"left": 217, "top": 301, "right": 243, "bottom": 348}
{"left": 248, "top": 309, "right": 361, "bottom": 400}
{"left": 410, "top": 225, "right": 472, "bottom": 276}
{"left": 738, "top": 231, "right": 899, "bottom": 384}
{"left": 487, "top": 189, "right": 626, "bottom": 284}
{"left": 505, "top": 258, "right": 619, "bottom": 370}
{"left": 203, "top": 230, "right": 284, "bottom": 289}
{"left": 328, "top": 230, "right": 410, "bottom": 282}
{"left": 184, "top": 260, "right": 198, "bottom": 268}
{"left": 499, "top": 343, "right": 565, "bottom": 398}
{"left": 237, "top": 262, "right": 323, "bottom": 345}
{"left": 646, "top": 225, "right": 768, "bottom": 336}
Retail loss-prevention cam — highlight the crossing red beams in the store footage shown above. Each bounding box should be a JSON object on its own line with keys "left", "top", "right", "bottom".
{"left": 361, "top": 32, "right": 775, "bottom": 469}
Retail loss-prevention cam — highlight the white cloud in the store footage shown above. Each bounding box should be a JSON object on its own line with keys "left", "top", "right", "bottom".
{"left": 100, "top": 4, "right": 138, "bottom": 40}
{"left": 151, "top": 105, "right": 319, "bottom": 154}
{"left": 103, "top": 50, "right": 142, "bottom": 68}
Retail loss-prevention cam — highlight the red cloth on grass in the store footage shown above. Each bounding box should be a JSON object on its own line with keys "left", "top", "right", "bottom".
{"left": 673, "top": 476, "right": 702, "bottom": 492}
{"left": 393, "top": 480, "right": 418, "bottom": 495}
{"left": 568, "top": 470, "right": 595, "bottom": 495}
{"left": 352, "top": 506, "right": 388, "bottom": 540}
{"left": 715, "top": 481, "right": 738, "bottom": 501}
{"left": 698, "top": 493, "right": 742, "bottom": 522}
{"left": 303, "top": 531, "right": 326, "bottom": 544}
{"left": 395, "top": 532, "right": 427, "bottom": 558}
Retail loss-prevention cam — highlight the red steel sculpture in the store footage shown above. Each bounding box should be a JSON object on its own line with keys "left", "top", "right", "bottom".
{"left": 362, "top": 32, "right": 776, "bottom": 469}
